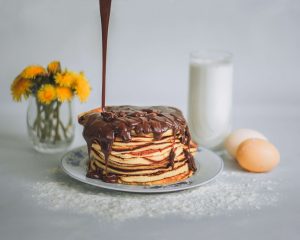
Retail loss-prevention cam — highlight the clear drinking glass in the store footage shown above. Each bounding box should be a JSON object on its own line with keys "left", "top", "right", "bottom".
{"left": 188, "top": 50, "right": 233, "bottom": 151}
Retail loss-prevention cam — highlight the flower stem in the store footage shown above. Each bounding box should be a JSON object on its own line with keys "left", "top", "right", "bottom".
{"left": 54, "top": 101, "right": 61, "bottom": 143}
{"left": 59, "top": 120, "right": 68, "bottom": 139}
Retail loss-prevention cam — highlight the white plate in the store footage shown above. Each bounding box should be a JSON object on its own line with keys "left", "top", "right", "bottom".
{"left": 61, "top": 146, "right": 223, "bottom": 193}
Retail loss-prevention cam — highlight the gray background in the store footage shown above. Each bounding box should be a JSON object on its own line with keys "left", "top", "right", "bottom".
{"left": 0, "top": 0, "right": 299, "bottom": 239}
{"left": 1, "top": 0, "right": 299, "bottom": 112}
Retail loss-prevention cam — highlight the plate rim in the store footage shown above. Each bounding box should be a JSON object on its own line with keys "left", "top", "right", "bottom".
{"left": 60, "top": 146, "right": 224, "bottom": 193}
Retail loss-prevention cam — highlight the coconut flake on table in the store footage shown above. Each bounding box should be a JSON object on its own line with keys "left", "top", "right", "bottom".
{"left": 27, "top": 167, "right": 279, "bottom": 221}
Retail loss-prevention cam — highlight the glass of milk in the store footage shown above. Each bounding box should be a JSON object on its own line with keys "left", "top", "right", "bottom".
{"left": 188, "top": 50, "right": 233, "bottom": 151}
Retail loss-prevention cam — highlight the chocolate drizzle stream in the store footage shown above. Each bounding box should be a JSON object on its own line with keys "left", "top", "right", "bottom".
{"left": 79, "top": 106, "right": 197, "bottom": 182}
{"left": 85, "top": 1, "right": 196, "bottom": 183}
{"left": 99, "top": 0, "right": 112, "bottom": 110}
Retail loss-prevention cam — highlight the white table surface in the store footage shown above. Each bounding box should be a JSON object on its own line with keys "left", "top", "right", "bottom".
{"left": 0, "top": 104, "right": 299, "bottom": 240}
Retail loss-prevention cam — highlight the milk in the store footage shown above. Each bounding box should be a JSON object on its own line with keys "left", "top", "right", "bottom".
{"left": 188, "top": 51, "right": 233, "bottom": 150}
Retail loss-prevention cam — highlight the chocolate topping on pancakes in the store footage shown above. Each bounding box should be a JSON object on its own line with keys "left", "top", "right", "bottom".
{"left": 79, "top": 106, "right": 197, "bottom": 184}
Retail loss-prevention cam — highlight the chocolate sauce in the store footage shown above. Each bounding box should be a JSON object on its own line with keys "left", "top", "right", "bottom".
{"left": 168, "top": 148, "right": 176, "bottom": 169}
{"left": 85, "top": 1, "right": 197, "bottom": 183}
{"left": 86, "top": 168, "right": 118, "bottom": 183}
{"left": 184, "top": 149, "right": 197, "bottom": 172}
{"left": 79, "top": 106, "right": 196, "bottom": 182}
{"left": 99, "top": 0, "right": 112, "bottom": 110}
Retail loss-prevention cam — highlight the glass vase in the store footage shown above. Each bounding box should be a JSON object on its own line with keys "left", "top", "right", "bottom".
{"left": 27, "top": 96, "right": 74, "bottom": 153}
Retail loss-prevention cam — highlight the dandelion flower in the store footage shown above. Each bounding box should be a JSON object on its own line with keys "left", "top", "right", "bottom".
{"left": 37, "top": 84, "right": 56, "bottom": 105}
{"left": 73, "top": 73, "right": 91, "bottom": 102}
{"left": 21, "top": 65, "right": 46, "bottom": 79}
{"left": 47, "top": 61, "right": 61, "bottom": 74}
{"left": 11, "top": 75, "right": 32, "bottom": 101}
{"left": 55, "top": 72, "right": 75, "bottom": 87}
{"left": 56, "top": 86, "right": 73, "bottom": 102}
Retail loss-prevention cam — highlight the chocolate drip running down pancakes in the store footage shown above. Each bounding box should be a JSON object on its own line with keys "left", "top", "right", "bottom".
{"left": 78, "top": 106, "right": 197, "bottom": 185}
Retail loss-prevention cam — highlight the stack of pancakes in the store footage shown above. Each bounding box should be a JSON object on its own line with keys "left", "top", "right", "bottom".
{"left": 78, "top": 106, "right": 197, "bottom": 186}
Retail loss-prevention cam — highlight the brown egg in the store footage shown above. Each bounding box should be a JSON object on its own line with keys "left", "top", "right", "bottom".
{"left": 224, "top": 129, "right": 267, "bottom": 158}
{"left": 236, "top": 139, "right": 280, "bottom": 173}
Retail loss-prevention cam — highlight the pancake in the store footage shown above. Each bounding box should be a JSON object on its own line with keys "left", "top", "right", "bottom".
{"left": 78, "top": 106, "right": 197, "bottom": 185}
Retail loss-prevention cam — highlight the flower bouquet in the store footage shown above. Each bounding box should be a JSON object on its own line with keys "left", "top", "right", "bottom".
{"left": 11, "top": 61, "right": 91, "bottom": 153}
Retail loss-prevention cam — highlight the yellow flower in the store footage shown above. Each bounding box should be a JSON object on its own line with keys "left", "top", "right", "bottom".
{"left": 37, "top": 84, "right": 56, "bottom": 105}
{"left": 11, "top": 75, "right": 32, "bottom": 101}
{"left": 55, "top": 72, "right": 75, "bottom": 87}
{"left": 47, "top": 61, "right": 61, "bottom": 74}
{"left": 73, "top": 72, "right": 91, "bottom": 102}
{"left": 56, "top": 86, "right": 73, "bottom": 102}
{"left": 21, "top": 65, "right": 46, "bottom": 79}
